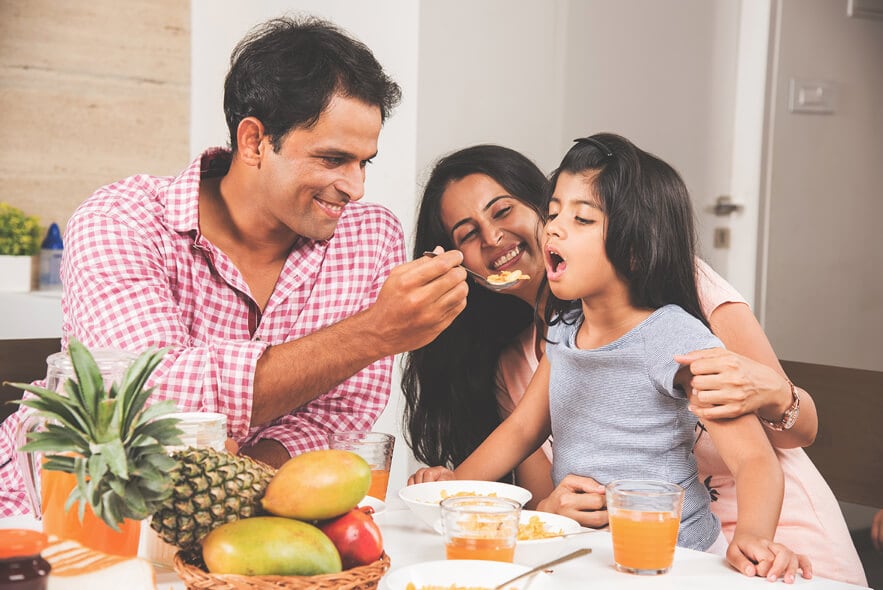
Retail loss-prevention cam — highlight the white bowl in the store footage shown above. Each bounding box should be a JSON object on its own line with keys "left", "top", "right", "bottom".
{"left": 398, "top": 480, "right": 532, "bottom": 533}
{"left": 383, "top": 559, "right": 555, "bottom": 590}
{"left": 514, "top": 510, "right": 588, "bottom": 566}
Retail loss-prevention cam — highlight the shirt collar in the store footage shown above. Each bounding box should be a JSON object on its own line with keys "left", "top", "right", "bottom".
{"left": 165, "top": 147, "right": 232, "bottom": 235}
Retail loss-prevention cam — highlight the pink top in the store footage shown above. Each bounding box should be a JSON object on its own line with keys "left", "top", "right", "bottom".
{"left": 496, "top": 258, "right": 866, "bottom": 585}
{"left": 0, "top": 148, "right": 405, "bottom": 517}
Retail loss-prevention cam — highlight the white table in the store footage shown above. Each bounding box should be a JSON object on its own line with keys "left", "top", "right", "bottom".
{"left": 2, "top": 509, "right": 869, "bottom": 590}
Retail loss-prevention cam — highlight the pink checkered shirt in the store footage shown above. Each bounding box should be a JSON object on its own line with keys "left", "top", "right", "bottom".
{"left": 0, "top": 148, "right": 405, "bottom": 516}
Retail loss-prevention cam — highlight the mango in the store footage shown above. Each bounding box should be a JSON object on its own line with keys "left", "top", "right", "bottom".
{"left": 201, "top": 516, "right": 342, "bottom": 576}
{"left": 261, "top": 449, "right": 371, "bottom": 520}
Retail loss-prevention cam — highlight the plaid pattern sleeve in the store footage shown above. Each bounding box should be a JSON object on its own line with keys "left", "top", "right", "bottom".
{"left": 0, "top": 149, "right": 407, "bottom": 515}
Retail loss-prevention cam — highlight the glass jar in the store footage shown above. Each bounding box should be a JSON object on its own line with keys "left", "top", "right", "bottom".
{"left": 0, "top": 529, "right": 51, "bottom": 590}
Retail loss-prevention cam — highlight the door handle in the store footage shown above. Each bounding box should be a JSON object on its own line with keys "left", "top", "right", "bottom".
{"left": 712, "top": 195, "right": 744, "bottom": 216}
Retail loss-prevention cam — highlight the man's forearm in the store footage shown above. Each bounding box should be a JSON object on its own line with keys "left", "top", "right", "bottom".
{"left": 251, "top": 305, "right": 391, "bottom": 427}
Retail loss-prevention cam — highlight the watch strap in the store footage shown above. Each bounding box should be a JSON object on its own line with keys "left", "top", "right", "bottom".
{"left": 760, "top": 379, "right": 800, "bottom": 431}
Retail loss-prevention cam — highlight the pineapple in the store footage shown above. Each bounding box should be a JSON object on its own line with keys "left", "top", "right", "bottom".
{"left": 12, "top": 339, "right": 182, "bottom": 530}
{"left": 149, "top": 446, "right": 275, "bottom": 550}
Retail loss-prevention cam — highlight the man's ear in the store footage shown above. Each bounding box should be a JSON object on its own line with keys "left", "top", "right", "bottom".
{"left": 236, "top": 117, "right": 266, "bottom": 166}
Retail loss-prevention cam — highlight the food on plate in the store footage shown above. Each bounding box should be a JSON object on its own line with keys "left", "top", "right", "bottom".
{"left": 43, "top": 536, "right": 156, "bottom": 590}
{"left": 261, "top": 449, "right": 371, "bottom": 520}
{"left": 517, "top": 515, "right": 564, "bottom": 540}
{"left": 201, "top": 516, "right": 342, "bottom": 576}
{"left": 439, "top": 490, "right": 499, "bottom": 501}
{"left": 486, "top": 269, "right": 530, "bottom": 284}
{"left": 318, "top": 505, "right": 384, "bottom": 569}
{"left": 150, "top": 446, "right": 275, "bottom": 550}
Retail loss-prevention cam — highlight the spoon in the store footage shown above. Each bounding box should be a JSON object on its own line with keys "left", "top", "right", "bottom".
{"left": 492, "top": 548, "right": 592, "bottom": 590}
{"left": 421, "top": 251, "right": 526, "bottom": 292}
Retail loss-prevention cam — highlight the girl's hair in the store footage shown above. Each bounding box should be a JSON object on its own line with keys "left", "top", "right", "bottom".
{"left": 544, "top": 133, "right": 707, "bottom": 328}
{"left": 402, "top": 145, "right": 548, "bottom": 469}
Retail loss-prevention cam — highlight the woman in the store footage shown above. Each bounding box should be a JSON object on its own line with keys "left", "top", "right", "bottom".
{"left": 402, "top": 144, "right": 865, "bottom": 585}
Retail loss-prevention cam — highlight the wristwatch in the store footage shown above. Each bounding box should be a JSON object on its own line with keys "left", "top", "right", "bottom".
{"left": 760, "top": 379, "right": 800, "bottom": 431}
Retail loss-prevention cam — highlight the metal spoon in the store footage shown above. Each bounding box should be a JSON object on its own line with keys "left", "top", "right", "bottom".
{"left": 421, "top": 251, "right": 525, "bottom": 292}
{"left": 492, "top": 548, "right": 592, "bottom": 590}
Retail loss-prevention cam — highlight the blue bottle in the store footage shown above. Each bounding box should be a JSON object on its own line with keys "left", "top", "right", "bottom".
{"left": 39, "top": 222, "right": 64, "bottom": 291}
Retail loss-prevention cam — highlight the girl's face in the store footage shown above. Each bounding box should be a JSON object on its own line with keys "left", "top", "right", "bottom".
{"left": 439, "top": 173, "right": 544, "bottom": 303}
{"left": 544, "top": 171, "right": 622, "bottom": 303}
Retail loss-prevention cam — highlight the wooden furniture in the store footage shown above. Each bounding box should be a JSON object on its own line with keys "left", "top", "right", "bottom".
{"left": 781, "top": 360, "right": 883, "bottom": 508}
{"left": 0, "top": 338, "right": 61, "bottom": 423}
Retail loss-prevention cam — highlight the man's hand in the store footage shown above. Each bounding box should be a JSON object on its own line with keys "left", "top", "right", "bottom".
{"left": 368, "top": 248, "right": 468, "bottom": 356}
{"left": 408, "top": 466, "right": 456, "bottom": 485}
{"left": 873, "top": 509, "right": 883, "bottom": 552}
{"left": 535, "top": 474, "right": 609, "bottom": 528}
{"left": 241, "top": 438, "right": 291, "bottom": 468}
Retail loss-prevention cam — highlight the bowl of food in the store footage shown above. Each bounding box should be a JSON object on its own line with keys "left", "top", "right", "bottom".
{"left": 383, "top": 559, "right": 555, "bottom": 590}
{"left": 514, "top": 510, "right": 588, "bottom": 565}
{"left": 398, "top": 480, "right": 532, "bottom": 533}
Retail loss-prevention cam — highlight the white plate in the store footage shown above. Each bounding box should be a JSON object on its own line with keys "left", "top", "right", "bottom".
{"left": 399, "top": 480, "right": 532, "bottom": 533}
{"left": 515, "top": 510, "right": 588, "bottom": 566}
{"left": 383, "top": 559, "right": 556, "bottom": 590}
{"left": 359, "top": 495, "right": 386, "bottom": 515}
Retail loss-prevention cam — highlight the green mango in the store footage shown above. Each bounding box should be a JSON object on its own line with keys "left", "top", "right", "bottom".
{"left": 201, "top": 516, "right": 342, "bottom": 576}
{"left": 262, "top": 449, "right": 371, "bottom": 520}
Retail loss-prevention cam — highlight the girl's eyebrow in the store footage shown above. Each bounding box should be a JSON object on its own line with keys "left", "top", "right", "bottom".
{"left": 549, "top": 196, "right": 602, "bottom": 210}
{"left": 450, "top": 194, "right": 511, "bottom": 233}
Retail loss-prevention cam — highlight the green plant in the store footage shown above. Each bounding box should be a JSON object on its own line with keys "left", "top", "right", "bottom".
{"left": 11, "top": 340, "right": 183, "bottom": 529}
{"left": 0, "top": 202, "right": 41, "bottom": 256}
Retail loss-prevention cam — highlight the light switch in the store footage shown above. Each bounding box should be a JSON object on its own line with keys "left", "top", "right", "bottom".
{"left": 789, "top": 79, "right": 835, "bottom": 114}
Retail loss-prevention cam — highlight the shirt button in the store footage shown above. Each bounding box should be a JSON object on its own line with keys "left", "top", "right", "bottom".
{"left": 253, "top": 336, "right": 261, "bottom": 342}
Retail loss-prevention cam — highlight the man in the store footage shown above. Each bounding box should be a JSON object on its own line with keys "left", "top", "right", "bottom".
{"left": 0, "top": 14, "right": 466, "bottom": 511}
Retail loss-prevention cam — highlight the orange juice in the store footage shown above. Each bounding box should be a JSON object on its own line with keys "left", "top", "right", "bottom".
{"left": 445, "top": 536, "right": 515, "bottom": 562}
{"left": 609, "top": 509, "right": 680, "bottom": 571}
{"left": 41, "top": 468, "right": 141, "bottom": 557}
{"left": 367, "top": 468, "right": 390, "bottom": 501}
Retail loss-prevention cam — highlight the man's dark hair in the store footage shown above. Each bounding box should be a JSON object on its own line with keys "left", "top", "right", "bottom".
{"left": 223, "top": 15, "right": 402, "bottom": 152}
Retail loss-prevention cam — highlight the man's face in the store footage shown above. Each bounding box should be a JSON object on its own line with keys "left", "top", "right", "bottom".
{"left": 257, "top": 94, "right": 382, "bottom": 241}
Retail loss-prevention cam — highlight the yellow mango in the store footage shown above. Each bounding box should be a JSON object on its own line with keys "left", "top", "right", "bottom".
{"left": 261, "top": 449, "right": 371, "bottom": 520}
{"left": 201, "top": 516, "right": 342, "bottom": 575}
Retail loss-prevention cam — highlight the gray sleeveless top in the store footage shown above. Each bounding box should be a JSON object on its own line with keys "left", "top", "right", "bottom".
{"left": 547, "top": 304, "right": 721, "bottom": 551}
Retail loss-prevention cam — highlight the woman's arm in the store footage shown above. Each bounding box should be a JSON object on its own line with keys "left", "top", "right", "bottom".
{"left": 677, "top": 301, "right": 818, "bottom": 448}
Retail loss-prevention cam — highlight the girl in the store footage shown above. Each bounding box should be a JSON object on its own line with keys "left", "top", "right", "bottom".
{"left": 410, "top": 134, "right": 809, "bottom": 582}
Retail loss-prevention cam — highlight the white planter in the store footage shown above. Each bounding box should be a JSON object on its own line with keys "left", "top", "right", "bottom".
{"left": 0, "top": 255, "right": 34, "bottom": 292}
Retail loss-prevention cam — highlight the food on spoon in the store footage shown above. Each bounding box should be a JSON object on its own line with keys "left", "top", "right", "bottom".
{"left": 486, "top": 269, "right": 530, "bottom": 284}
{"left": 201, "top": 516, "right": 342, "bottom": 576}
{"left": 261, "top": 449, "right": 371, "bottom": 520}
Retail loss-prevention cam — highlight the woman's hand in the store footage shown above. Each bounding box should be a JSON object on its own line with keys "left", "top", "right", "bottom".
{"left": 535, "top": 474, "right": 608, "bottom": 528}
{"left": 407, "top": 466, "right": 455, "bottom": 485}
{"left": 726, "top": 533, "right": 812, "bottom": 583}
{"left": 675, "top": 347, "right": 793, "bottom": 423}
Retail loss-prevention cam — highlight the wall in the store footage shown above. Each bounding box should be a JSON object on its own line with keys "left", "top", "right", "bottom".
{"left": 759, "top": 0, "right": 883, "bottom": 371}
{"left": 0, "top": 0, "right": 189, "bottom": 235}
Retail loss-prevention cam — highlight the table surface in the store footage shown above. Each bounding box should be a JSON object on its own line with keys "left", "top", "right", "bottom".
{"left": 1, "top": 508, "right": 869, "bottom": 590}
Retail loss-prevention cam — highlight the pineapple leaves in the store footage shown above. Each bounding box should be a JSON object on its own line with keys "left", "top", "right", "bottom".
{"left": 9, "top": 339, "right": 183, "bottom": 530}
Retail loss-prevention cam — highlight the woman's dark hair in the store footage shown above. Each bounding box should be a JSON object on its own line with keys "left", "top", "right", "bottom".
{"left": 544, "top": 133, "right": 707, "bottom": 328}
{"left": 224, "top": 15, "right": 402, "bottom": 152}
{"left": 402, "top": 145, "right": 548, "bottom": 469}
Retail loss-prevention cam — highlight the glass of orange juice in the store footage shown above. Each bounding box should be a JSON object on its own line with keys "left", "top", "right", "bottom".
{"left": 328, "top": 431, "right": 395, "bottom": 501}
{"left": 440, "top": 496, "right": 521, "bottom": 562}
{"left": 606, "top": 479, "right": 684, "bottom": 575}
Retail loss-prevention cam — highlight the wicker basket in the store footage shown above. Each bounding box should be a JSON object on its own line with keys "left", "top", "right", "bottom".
{"left": 173, "top": 551, "right": 391, "bottom": 590}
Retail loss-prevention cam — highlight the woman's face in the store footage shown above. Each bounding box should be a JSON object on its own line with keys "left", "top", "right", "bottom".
{"left": 439, "top": 173, "right": 544, "bottom": 303}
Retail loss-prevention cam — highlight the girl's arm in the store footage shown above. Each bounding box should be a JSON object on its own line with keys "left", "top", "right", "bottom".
{"left": 454, "top": 356, "right": 554, "bottom": 482}
{"left": 677, "top": 301, "right": 818, "bottom": 448}
{"left": 681, "top": 368, "right": 808, "bottom": 582}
